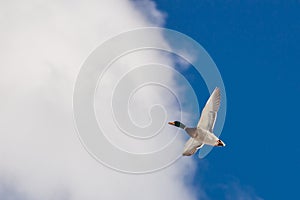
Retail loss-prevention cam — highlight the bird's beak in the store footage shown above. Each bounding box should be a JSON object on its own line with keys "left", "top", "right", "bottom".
{"left": 168, "top": 121, "right": 175, "bottom": 125}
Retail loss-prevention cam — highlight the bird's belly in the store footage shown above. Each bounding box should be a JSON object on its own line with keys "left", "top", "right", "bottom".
{"left": 195, "top": 130, "right": 207, "bottom": 141}
{"left": 196, "top": 129, "right": 218, "bottom": 146}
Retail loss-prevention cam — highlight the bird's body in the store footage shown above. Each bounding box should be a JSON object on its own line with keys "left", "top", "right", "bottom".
{"left": 168, "top": 87, "right": 225, "bottom": 156}
{"left": 185, "top": 127, "right": 219, "bottom": 146}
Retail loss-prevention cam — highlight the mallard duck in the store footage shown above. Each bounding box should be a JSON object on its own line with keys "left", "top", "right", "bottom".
{"left": 168, "top": 87, "right": 225, "bottom": 156}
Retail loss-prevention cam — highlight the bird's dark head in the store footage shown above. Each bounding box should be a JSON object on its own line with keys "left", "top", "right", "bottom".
{"left": 168, "top": 121, "right": 185, "bottom": 129}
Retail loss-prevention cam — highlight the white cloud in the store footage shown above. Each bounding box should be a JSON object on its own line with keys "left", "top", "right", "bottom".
{"left": 0, "top": 0, "right": 201, "bottom": 200}
{"left": 215, "top": 178, "right": 263, "bottom": 200}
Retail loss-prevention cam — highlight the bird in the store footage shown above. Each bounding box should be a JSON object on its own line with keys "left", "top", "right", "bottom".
{"left": 168, "top": 87, "right": 225, "bottom": 156}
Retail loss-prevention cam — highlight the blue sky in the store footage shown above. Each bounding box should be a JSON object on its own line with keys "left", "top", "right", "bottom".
{"left": 154, "top": 0, "right": 300, "bottom": 199}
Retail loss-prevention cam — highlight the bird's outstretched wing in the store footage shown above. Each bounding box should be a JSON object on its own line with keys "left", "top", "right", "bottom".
{"left": 197, "top": 87, "right": 220, "bottom": 132}
{"left": 182, "top": 138, "right": 204, "bottom": 156}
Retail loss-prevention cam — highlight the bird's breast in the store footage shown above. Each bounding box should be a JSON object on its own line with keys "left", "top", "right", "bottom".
{"left": 185, "top": 127, "right": 198, "bottom": 138}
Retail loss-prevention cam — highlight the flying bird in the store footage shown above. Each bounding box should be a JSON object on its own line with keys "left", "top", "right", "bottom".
{"left": 168, "top": 87, "right": 225, "bottom": 156}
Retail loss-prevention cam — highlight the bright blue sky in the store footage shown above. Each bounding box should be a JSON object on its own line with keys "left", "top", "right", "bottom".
{"left": 154, "top": 0, "right": 300, "bottom": 199}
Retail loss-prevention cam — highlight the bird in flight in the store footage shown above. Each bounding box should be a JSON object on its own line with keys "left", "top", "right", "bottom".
{"left": 168, "top": 87, "right": 225, "bottom": 156}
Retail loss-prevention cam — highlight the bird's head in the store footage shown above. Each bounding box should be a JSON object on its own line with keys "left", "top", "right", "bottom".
{"left": 168, "top": 121, "right": 186, "bottom": 129}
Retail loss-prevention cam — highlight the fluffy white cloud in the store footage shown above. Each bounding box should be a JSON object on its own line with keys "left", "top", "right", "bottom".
{"left": 0, "top": 0, "right": 202, "bottom": 200}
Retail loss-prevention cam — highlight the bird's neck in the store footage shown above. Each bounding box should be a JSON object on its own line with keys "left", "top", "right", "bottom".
{"left": 179, "top": 123, "right": 186, "bottom": 129}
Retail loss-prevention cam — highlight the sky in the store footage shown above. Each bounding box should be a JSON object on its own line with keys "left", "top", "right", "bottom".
{"left": 0, "top": 0, "right": 299, "bottom": 200}
{"left": 153, "top": 0, "right": 300, "bottom": 199}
